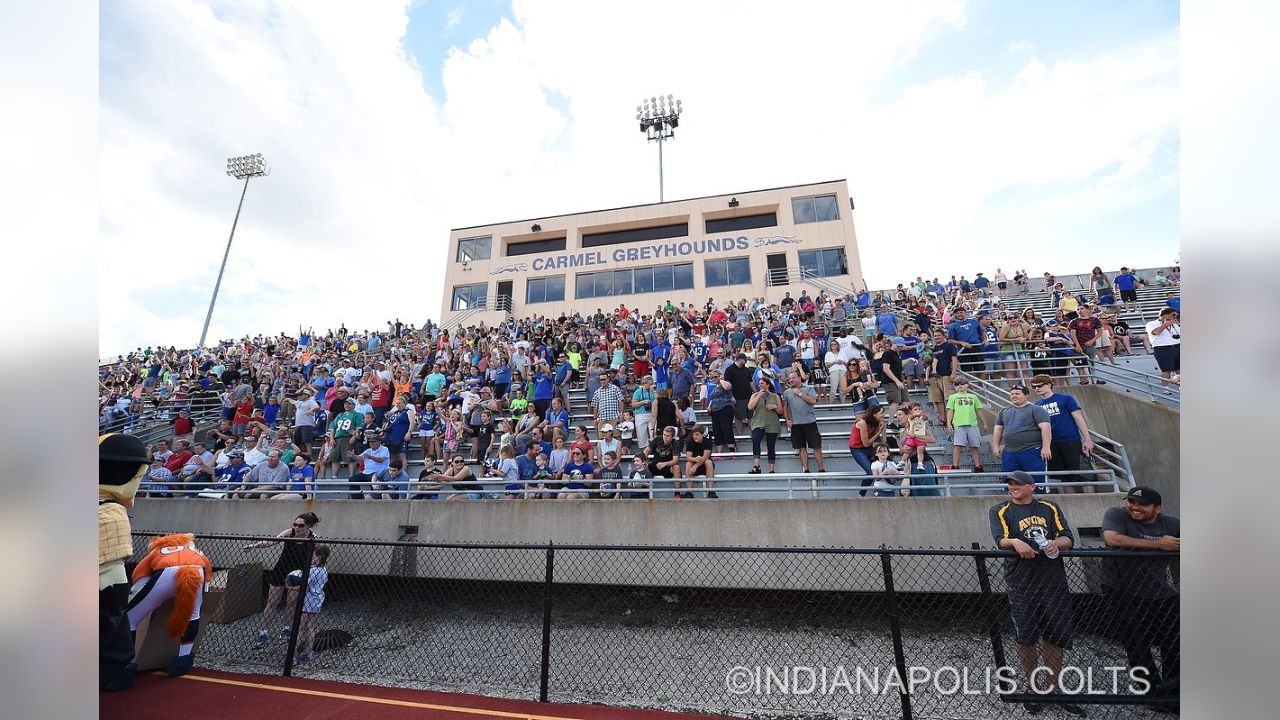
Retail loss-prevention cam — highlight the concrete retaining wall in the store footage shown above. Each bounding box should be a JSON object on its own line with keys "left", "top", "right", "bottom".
{"left": 133, "top": 494, "right": 1121, "bottom": 592}
{"left": 1056, "top": 385, "right": 1180, "bottom": 512}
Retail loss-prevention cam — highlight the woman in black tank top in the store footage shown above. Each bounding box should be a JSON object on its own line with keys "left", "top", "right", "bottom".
{"left": 243, "top": 512, "right": 320, "bottom": 647}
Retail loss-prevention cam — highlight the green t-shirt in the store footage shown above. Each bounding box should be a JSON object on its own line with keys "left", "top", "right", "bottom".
{"left": 329, "top": 410, "right": 363, "bottom": 438}
{"left": 946, "top": 392, "right": 983, "bottom": 427}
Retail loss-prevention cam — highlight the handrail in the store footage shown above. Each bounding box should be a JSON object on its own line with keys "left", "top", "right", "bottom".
{"left": 141, "top": 467, "right": 1118, "bottom": 501}
{"left": 957, "top": 371, "right": 1137, "bottom": 490}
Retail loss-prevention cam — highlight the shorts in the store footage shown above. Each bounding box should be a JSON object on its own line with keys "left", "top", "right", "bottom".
{"left": 1120, "top": 289, "right": 1138, "bottom": 303}
{"left": 232, "top": 422, "right": 248, "bottom": 436}
{"left": 900, "top": 359, "right": 923, "bottom": 377}
{"left": 688, "top": 462, "right": 711, "bottom": 477}
{"left": 997, "top": 282, "right": 1008, "bottom": 290}
{"left": 985, "top": 356, "right": 1003, "bottom": 374}
{"left": 327, "top": 436, "right": 352, "bottom": 463}
{"left": 952, "top": 425, "right": 982, "bottom": 447}
{"left": 735, "top": 397, "right": 750, "bottom": 421}
{"left": 882, "top": 383, "right": 909, "bottom": 405}
{"left": 293, "top": 425, "right": 316, "bottom": 445}
{"left": 958, "top": 350, "right": 985, "bottom": 373}
{"left": 903, "top": 437, "right": 926, "bottom": 448}
{"left": 1006, "top": 583, "right": 1074, "bottom": 648}
{"left": 1154, "top": 345, "right": 1180, "bottom": 373}
{"left": 1078, "top": 346, "right": 1097, "bottom": 361}
{"left": 927, "top": 376, "right": 955, "bottom": 403}
{"left": 789, "top": 422, "right": 821, "bottom": 450}
{"left": 265, "top": 567, "right": 294, "bottom": 587}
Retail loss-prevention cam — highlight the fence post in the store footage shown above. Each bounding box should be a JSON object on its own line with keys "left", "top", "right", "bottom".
{"left": 972, "top": 542, "right": 1008, "bottom": 671}
{"left": 879, "top": 552, "right": 914, "bottom": 720}
{"left": 538, "top": 542, "right": 555, "bottom": 702}
{"left": 281, "top": 537, "right": 315, "bottom": 677}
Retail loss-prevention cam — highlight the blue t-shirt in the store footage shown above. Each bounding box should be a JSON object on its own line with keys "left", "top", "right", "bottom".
{"left": 974, "top": 276, "right": 990, "bottom": 289}
{"left": 774, "top": 343, "right": 795, "bottom": 368}
{"left": 561, "top": 461, "right": 595, "bottom": 489}
{"left": 980, "top": 325, "right": 1001, "bottom": 354}
{"left": 545, "top": 408, "right": 568, "bottom": 428}
{"left": 1115, "top": 273, "right": 1137, "bottom": 291}
{"left": 931, "top": 342, "right": 959, "bottom": 375}
{"left": 214, "top": 463, "right": 251, "bottom": 490}
{"left": 898, "top": 335, "right": 921, "bottom": 361}
{"left": 516, "top": 454, "right": 540, "bottom": 483}
{"left": 946, "top": 318, "right": 982, "bottom": 345}
{"left": 493, "top": 363, "right": 513, "bottom": 386}
{"left": 555, "top": 361, "right": 573, "bottom": 385}
{"left": 1036, "top": 392, "right": 1083, "bottom": 443}
{"left": 288, "top": 465, "right": 314, "bottom": 493}
{"left": 532, "top": 373, "right": 554, "bottom": 401}
{"left": 875, "top": 312, "right": 899, "bottom": 336}
{"left": 1166, "top": 297, "right": 1180, "bottom": 313}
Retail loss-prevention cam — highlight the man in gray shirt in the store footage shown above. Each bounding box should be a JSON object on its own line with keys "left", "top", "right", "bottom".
{"left": 1101, "top": 486, "right": 1180, "bottom": 706}
{"left": 233, "top": 449, "right": 290, "bottom": 499}
{"left": 781, "top": 370, "right": 826, "bottom": 473}
{"left": 992, "top": 384, "right": 1052, "bottom": 487}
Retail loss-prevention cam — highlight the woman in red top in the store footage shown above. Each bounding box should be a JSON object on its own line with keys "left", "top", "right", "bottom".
{"left": 848, "top": 404, "right": 886, "bottom": 496}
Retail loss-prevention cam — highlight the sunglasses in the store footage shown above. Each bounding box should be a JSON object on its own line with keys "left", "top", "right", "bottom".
{"left": 292, "top": 522, "right": 307, "bottom": 528}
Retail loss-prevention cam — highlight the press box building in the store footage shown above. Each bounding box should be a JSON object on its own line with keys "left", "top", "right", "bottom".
{"left": 440, "top": 179, "right": 864, "bottom": 327}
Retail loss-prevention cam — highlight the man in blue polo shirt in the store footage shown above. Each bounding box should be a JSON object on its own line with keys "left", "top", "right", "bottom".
{"left": 946, "top": 307, "right": 984, "bottom": 375}
{"left": 651, "top": 337, "right": 671, "bottom": 390}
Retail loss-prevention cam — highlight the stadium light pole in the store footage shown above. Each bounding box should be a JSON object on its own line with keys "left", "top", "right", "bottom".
{"left": 199, "top": 153, "right": 270, "bottom": 349}
{"left": 636, "top": 95, "right": 682, "bottom": 202}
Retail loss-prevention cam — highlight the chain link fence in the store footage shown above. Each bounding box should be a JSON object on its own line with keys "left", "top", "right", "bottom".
{"left": 130, "top": 532, "right": 1178, "bottom": 718}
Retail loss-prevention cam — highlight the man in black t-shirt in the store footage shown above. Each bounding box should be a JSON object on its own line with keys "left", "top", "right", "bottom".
{"left": 723, "top": 353, "right": 754, "bottom": 434}
{"left": 1102, "top": 486, "right": 1180, "bottom": 706}
{"left": 682, "top": 426, "right": 716, "bottom": 500}
{"left": 989, "top": 471, "right": 1085, "bottom": 716}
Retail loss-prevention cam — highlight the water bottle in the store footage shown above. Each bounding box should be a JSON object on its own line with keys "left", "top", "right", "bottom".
{"left": 1036, "top": 535, "right": 1059, "bottom": 559}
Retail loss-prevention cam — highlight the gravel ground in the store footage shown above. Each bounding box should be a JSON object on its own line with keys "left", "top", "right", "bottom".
{"left": 192, "top": 586, "right": 1171, "bottom": 720}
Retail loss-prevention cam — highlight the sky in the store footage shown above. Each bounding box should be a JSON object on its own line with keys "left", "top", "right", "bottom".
{"left": 98, "top": 0, "right": 1179, "bottom": 357}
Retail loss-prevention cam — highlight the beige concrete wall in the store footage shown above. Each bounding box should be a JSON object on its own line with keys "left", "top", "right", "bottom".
{"left": 440, "top": 180, "right": 863, "bottom": 322}
{"left": 132, "top": 493, "right": 1119, "bottom": 592}
{"left": 1055, "top": 385, "right": 1181, "bottom": 513}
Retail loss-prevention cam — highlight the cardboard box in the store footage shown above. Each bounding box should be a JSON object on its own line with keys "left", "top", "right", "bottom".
{"left": 203, "top": 562, "right": 263, "bottom": 625}
{"left": 133, "top": 599, "right": 207, "bottom": 671}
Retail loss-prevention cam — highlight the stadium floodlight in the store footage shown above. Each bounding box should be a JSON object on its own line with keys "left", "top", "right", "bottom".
{"left": 635, "top": 94, "right": 683, "bottom": 202}
{"left": 199, "top": 153, "right": 271, "bottom": 348}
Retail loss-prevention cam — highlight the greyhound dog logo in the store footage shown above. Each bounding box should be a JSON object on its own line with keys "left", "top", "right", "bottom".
{"left": 754, "top": 236, "right": 801, "bottom": 247}
{"left": 490, "top": 262, "right": 529, "bottom": 275}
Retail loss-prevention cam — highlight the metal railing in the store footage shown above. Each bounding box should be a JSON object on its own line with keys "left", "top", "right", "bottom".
{"left": 136, "top": 467, "right": 1119, "bottom": 501}
{"left": 932, "top": 347, "right": 1179, "bottom": 406}
{"left": 958, "top": 372, "right": 1138, "bottom": 490}
{"left": 131, "top": 531, "right": 1180, "bottom": 718}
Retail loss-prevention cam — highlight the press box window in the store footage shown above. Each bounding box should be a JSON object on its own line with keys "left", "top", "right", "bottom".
{"left": 456, "top": 236, "right": 491, "bottom": 263}
{"left": 797, "top": 248, "right": 848, "bottom": 278}
{"left": 526, "top": 275, "right": 565, "bottom": 304}
{"left": 704, "top": 257, "right": 752, "bottom": 288}
{"left": 575, "top": 263, "right": 693, "bottom": 300}
{"left": 507, "top": 237, "right": 567, "bottom": 257}
{"left": 791, "top": 194, "right": 840, "bottom": 225}
{"left": 704, "top": 212, "right": 777, "bottom": 234}
{"left": 451, "top": 283, "right": 488, "bottom": 311}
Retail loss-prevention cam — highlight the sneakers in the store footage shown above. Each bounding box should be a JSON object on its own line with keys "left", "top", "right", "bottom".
{"left": 1060, "top": 702, "right": 1088, "bottom": 717}
{"left": 706, "top": 491, "right": 719, "bottom": 499}
{"left": 295, "top": 651, "right": 314, "bottom": 665}
{"left": 253, "top": 630, "right": 269, "bottom": 649}
{"left": 165, "top": 654, "right": 195, "bottom": 678}
{"left": 748, "top": 466, "right": 761, "bottom": 474}
{"left": 681, "top": 491, "right": 695, "bottom": 499}
{"left": 280, "top": 626, "right": 292, "bottom": 641}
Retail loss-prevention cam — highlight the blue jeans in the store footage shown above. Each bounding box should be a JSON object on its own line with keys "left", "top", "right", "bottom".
{"left": 850, "top": 447, "right": 876, "bottom": 496}
{"left": 1001, "top": 447, "right": 1047, "bottom": 488}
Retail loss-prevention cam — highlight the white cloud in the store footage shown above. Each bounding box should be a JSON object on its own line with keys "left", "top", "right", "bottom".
{"left": 446, "top": 6, "right": 463, "bottom": 30}
{"left": 1008, "top": 39, "right": 1033, "bottom": 53}
{"left": 99, "top": 0, "right": 1177, "bottom": 356}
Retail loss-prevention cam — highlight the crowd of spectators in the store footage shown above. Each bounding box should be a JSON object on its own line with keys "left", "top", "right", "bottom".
{"left": 100, "top": 264, "right": 1179, "bottom": 500}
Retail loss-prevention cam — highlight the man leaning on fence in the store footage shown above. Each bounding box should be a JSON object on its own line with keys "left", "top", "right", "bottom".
{"left": 989, "top": 470, "right": 1086, "bottom": 717}
{"left": 1101, "top": 486, "right": 1180, "bottom": 714}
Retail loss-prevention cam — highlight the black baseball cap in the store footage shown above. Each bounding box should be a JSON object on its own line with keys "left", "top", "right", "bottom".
{"left": 1010, "top": 384, "right": 1030, "bottom": 394}
{"left": 1004, "top": 471, "right": 1035, "bottom": 486}
{"left": 1125, "top": 486, "right": 1162, "bottom": 506}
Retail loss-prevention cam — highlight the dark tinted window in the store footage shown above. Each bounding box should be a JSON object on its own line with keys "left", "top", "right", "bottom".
{"left": 582, "top": 223, "right": 688, "bottom": 248}
{"left": 507, "top": 237, "right": 567, "bottom": 257}
{"left": 705, "top": 212, "right": 777, "bottom": 234}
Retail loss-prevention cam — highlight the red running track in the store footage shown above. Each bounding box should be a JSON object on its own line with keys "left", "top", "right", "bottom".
{"left": 100, "top": 669, "right": 729, "bottom": 720}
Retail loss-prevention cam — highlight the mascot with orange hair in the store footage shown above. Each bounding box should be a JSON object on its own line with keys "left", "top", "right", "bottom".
{"left": 100, "top": 432, "right": 149, "bottom": 692}
{"left": 127, "top": 533, "right": 213, "bottom": 677}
